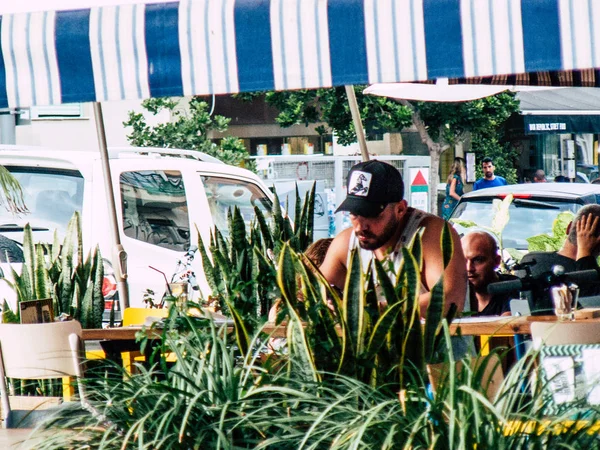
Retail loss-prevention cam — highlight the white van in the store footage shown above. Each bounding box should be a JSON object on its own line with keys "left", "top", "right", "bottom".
{"left": 0, "top": 146, "right": 275, "bottom": 318}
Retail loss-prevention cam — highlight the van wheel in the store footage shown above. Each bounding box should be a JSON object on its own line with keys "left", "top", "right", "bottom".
{"left": 0, "top": 235, "right": 24, "bottom": 263}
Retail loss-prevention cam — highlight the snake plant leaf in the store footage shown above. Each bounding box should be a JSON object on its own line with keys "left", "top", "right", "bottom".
{"left": 304, "top": 182, "right": 315, "bottom": 247}
{"left": 365, "top": 268, "right": 379, "bottom": 324}
{"left": 51, "top": 230, "right": 61, "bottom": 261}
{"left": 294, "top": 184, "right": 302, "bottom": 235}
{"left": 1, "top": 300, "right": 18, "bottom": 323}
{"left": 276, "top": 244, "right": 297, "bottom": 310}
{"left": 231, "top": 207, "right": 247, "bottom": 255}
{"left": 13, "top": 264, "right": 31, "bottom": 308}
{"left": 286, "top": 313, "right": 320, "bottom": 383}
{"left": 74, "top": 212, "right": 83, "bottom": 266}
{"left": 344, "top": 248, "right": 365, "bottom": 358}
{"left": 271, "top": 189, "right": 283, "bottom": 239}
{"left": 90, "top": 248, "right": 105, "bottom": 329}
{"left": 22, "top": 224, "right": 35, "bottom": 291}
{"left": 214, "top": 229, "right": 230, "bottom": 265}
{"left": 283, "top": 217, "right": 296, "bottom": 250}
{"left": 223, "top": 296, "right": 251, "bottom": 356}
{"left": 491, "top": 195, "right": 512, "bottom": 235}
{"left": 409, "top": 230, "right": 423, "bottom": 270}
{"left": 34, "top": 244, "right": 50, "bottom": 300}
{"left": 80, "top": 281, "right": 93, "bottom": 328}
{"left": 400, "top": 247, "right": 424, "bottom": 380}
{"left": 365, "top": 301, "right": 403, "bottom": 361}
{"left": 374, "top": 259, "right": 399, "bottom": 307}
{"left": 441, "top": 221, "right": 453, "bottom": 269}
{"left": 253, "top": 206, "right": 273, "bottom": 251}
{"left": 401, "top": 246, "right": 420, "bottom": 320}
{"left": 0, "top": 165, "right": 26, "bottom": 214}
{"left": 432, "top": 303, "right": 458, "bottom": 359}
{"left": 299, "top": 261, "right": 339, "bottom": 352}
{"left": 196, "top": 230, "right": 218, "bottom": 293}
{"left": 424, "top": 275, "right": 445, "bottom": 364}
{"left": 276, "top": 245, "right": 319, "bottom": 382}
{"left": 59, "top": 232, "right": 75, "bottom": 315}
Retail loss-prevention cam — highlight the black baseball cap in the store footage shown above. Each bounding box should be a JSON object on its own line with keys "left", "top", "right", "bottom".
{"left": 335, "top": 160, "right": 404, "bottom": 217}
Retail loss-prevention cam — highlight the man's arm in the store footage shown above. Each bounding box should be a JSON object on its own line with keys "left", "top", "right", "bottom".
{"left": 418, "top": 218, "right": 467, "bottom": 318}
{"left": 319, "top": 228, "right": 352, "bottom": 290}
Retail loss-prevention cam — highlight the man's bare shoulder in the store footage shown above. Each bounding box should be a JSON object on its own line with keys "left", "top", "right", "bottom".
{"left": 320, "top": 228, "right": 353, "bottom": 289}
{"left": 419, "top": 213, "right": 458, "bottom": 234}
{"left": 328, "top": 227, "right": 353, "bottom": 258}
{"left": 417, "top": 214, "right": 461, "bottom": 251}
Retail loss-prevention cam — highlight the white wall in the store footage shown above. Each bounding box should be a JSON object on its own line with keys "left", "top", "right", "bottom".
{"left": 15, "top": 100, "right": 167, "bottom": 151}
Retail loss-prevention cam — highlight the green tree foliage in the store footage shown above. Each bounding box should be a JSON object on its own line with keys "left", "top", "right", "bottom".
{"left": 240, "top": 87, "right": 413, "bottom": 145}
{"left": 240, "top": 88, "right": 520, "bottom": 213}
{"left": 124, "top": 97, "right": 253, "bottom": 169}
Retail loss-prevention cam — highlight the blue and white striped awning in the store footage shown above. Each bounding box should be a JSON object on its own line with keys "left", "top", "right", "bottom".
{"left": 1, "top": 0, "right": 600, "bottom": 108}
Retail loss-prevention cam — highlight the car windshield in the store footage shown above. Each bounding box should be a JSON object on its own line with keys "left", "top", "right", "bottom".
{"left": 451, "top": 198, "right": 582, "bottom": 250}
{"left": 0, "top": 167, "right": 84, "bottom": 239}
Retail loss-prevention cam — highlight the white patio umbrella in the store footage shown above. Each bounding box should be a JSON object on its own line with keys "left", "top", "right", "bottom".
{"left": 0, "top": 0, "right": 600, "bottom": 310}
{"left": 364, "top": 78, "right": 564, "bottom": 102}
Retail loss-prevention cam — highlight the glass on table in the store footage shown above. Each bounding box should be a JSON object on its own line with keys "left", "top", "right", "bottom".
{"left": 550, "top": 283, "right": 579, "bottom": 321}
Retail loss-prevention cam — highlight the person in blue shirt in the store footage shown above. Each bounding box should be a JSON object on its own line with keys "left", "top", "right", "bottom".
{"left": 473, "top": 157, "right": 508, "bottom": 191}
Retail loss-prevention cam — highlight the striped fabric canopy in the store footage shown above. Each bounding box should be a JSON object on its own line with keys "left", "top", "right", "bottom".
{"left": 1, "top": 0, "right": 600, "bottom": 108}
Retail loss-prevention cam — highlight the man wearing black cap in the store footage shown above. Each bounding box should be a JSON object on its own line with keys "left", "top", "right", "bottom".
{"left": 320, "top": 160, "right": 467, "bottom": 317}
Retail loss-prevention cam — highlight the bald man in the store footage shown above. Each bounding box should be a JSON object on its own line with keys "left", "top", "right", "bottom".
{"left": 462, "top": 231, "right": 518, "bottom": 316}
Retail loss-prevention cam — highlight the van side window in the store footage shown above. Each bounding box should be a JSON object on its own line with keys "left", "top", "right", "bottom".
{"left": 200, "top": 176, "right": 272, "bottom": 235}
{"left": 120, "top": 171, "right": 190, "bottom": 251}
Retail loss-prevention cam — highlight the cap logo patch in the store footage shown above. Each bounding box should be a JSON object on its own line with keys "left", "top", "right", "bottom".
{"left": 348, "top": 171, "right": 372, "bottom": 197}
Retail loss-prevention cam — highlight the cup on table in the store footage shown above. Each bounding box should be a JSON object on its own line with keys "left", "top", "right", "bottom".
{"left": 550, "top": 283, "right": 579, "bottom": 321}
{"left": 168, "top": 282, "right": 189, "bottom": 311}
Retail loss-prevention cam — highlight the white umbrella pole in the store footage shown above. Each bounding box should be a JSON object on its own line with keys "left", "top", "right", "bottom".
{"left": 344, "top": 85, "right": 370, "bottom": 162}
{"left": 93, "top": 102, "right": 130, "bottom": 310}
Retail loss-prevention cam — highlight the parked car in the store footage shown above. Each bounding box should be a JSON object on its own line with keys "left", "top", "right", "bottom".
{"left": 577, "top": 163, "right": 600, "bottom": 183}
{"left": 0, "top": 146, "right": 275, "bottom": 320}
{"left": 449, "top": 183, "right": 600, "bottom": 252}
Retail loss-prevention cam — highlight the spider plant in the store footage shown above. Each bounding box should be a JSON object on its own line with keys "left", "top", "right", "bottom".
{"left": 30, "top": 314, "right": 600, "bottom": 450}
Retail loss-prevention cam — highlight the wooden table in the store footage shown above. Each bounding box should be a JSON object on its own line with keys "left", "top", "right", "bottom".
{"left": 82, "top": 315, "right": 600, "bottom": 342}
{"left": 81, "top": 307, "right": 600, "bottom": 342}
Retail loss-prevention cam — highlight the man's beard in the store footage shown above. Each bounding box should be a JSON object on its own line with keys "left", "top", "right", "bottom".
{"left": 356, "top": 217, "right": 399, "bottom": 251}
{"left": 484, "top": 171, "right": 493, "bottom": 179}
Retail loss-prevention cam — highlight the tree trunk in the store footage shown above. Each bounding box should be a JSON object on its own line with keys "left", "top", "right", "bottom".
{"left": 398, "top": 100, "right": 449, "bottom": 216}
{"left": 428, "top": 147, "right": 442, "bottom": 215}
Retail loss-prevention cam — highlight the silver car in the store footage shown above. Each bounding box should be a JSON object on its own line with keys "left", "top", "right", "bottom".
{"left": 449, "top": 183, "right": 600, "bottom": 251}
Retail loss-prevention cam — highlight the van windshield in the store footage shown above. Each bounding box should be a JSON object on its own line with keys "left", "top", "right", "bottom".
{"left": 0, "top": 167, "right": 84, "bottom": 239}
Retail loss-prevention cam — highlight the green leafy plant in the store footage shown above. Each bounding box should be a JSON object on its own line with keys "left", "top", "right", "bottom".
{"left": 274, "top": 222, "right": 456, "bottom": 390}
{"left": 526, "top": 210, "right": 574, "bottom": 252}
{"left": 1, "top": 213, "right": 104, "bottom": 329}
{"left": 451, "top": 194, "right": 518, "bottom": 268}
{"left": 198, "top": 185, "right": 315, "bottom": 347}
{"left": 124, "top": 96, "right": 254, "bottom": 169}
{"left": 29, "top": 308, "right": 600, "bottom": 450}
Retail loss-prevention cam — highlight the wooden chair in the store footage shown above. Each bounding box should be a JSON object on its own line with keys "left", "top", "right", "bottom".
{"left": 531, "top": 321, "right": 600, "bottom": 346}
{"left": 0, "top": 321, "right": 87, "bottom": 428}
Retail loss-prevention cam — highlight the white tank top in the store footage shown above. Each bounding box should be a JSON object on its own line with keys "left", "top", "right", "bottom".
{"left": 347, "top": 208, "right": 432, "bottom": 290}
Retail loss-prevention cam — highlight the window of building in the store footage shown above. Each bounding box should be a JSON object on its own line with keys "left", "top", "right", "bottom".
{"left": 30, "top": 104, "right": 84, "bottom": 119}
{"left": 120, "top": 170, "right": 189, "bottom": 251}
